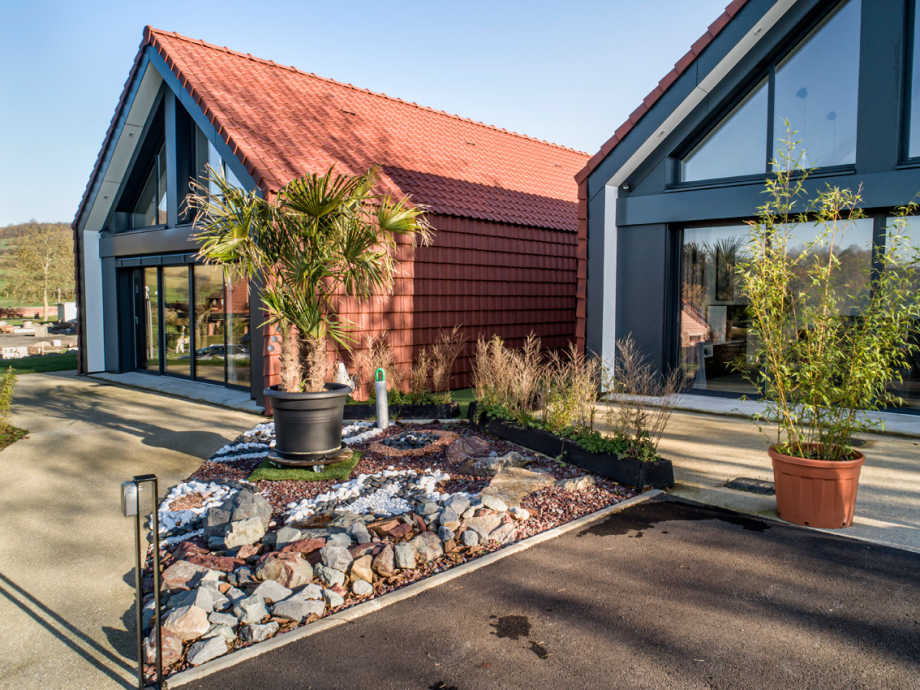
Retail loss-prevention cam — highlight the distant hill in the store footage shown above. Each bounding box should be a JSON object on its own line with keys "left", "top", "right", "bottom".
{"left": 0, "top": 222, "right": 73, "bottom": 308}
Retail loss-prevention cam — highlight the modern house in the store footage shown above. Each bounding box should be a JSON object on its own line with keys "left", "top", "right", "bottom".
{"left": 577, "top": 0, "right": 920, "bottom": 409}
{"left": 73, "top": 27, "right": 588, "bottom": 406}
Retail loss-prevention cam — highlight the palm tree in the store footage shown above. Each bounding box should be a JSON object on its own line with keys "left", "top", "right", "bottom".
{"left": 188, "top": 166, "right": 432, "bottom": 392}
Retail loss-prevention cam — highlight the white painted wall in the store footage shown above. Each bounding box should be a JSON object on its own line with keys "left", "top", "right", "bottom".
{"left": 82, "top": 230, "right": 105, "bottom": 372}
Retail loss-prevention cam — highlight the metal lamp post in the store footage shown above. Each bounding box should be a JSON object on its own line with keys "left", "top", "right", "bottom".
{"left": 121, "top": 474, "right": 163, "bottom": 689}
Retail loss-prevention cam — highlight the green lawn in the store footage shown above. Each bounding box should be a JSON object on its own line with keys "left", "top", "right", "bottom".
{"left": 248, "top": 451, "right": 360, "bottom": 482}
{"left": 2, "top": 351, "right": 78, "bottom": 373}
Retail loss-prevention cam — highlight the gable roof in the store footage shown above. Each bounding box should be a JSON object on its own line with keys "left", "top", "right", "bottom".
{"left": 575, "top": 0, "right": 749, "bottom": 184}
{"left": 77, "top": 26, "right": 588, "bottom": 232}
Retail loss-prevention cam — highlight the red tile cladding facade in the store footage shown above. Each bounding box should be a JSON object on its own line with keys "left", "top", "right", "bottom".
{"left": 262, "top": 213, "right": 578, "bottom": 398}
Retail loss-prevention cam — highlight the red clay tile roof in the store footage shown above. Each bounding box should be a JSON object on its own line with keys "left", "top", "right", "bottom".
{"left": 575, "top": 0, "right": 749, "bottom": 183}
{"left": 77, "top": 27, "right": 588, "bottom": 232}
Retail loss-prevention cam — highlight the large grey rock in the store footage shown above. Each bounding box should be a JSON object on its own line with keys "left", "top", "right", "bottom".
{"left": 322, "top": 588, "right": 344, "bottom": 609}
{"left": 229, "top": 488, "right": 273, "bottom": 526}
{"left": 241, "top": 621, "right": 279, "bottom": 643}
{"left": 314, "top": 564, "right": 346, "bottom": 587}
{"left": 292, "top": 583, "right": 323, "bottom": 600}
{"left": 482, "top": 466, "right": 555, "bottom": 508}
{"left": 273, "top": 526, "right": 304, "bottom": 548}
{"left": 418, "top": 501, "right": 440, "bottom": 516}
{"left": 162, "top": 605, "right": 210, "bottom": 642}
{"left": 224, "top": 585, "right": 246, "bottom": 605}
{"left": 257, "top": 553, "right": 313, "bottom": 589}
{"left": 480, "top": 494, "right": 508, "bottom": 512}
{"left": 556, "top": 475, "right": 596, "bottom": 492}
{"left": 394, "top": 542, "right": 417, "bottom": 569}
{"left": 461, "top": 529, "right": 480, "bottom": 547}
{"left": 438, "top": 507, "right": 460, "bottom": 528}
{"left": 208, "top": 611, "right": 238, "bottom": 628}
{"left": 319, "top": 545, "right": 353, "bottom": 572}
{"left": 372, "top": 544, "right": 396, "bottom": 577}
{"left": 489, "top": 522, "right": 516, "bottom": 544}
{"left": 411, "top": 532, "right": 444, "bottom": 563}
{"left": 224, "top": 517, "right": 268, "bottom": 549}
{"left": 349, "top": 522, "right": 372, "bottom": 545}
{"left": 233, "top": 595, "right": 268, "bottom": 625}
{"left": 352, "top": 579, "right": 373, "bottom": 596}
{"left": 326, "top": 532, "right": 353, "bottom": 548}
{"left": 230, "top": 566, "right": 255, "bottom": 588}
{"left": 438, "top": 526, "right": 455, "bottom": 542}
{"left": 161, "top": 560, "right": 211, "bottom": 591}
{"left": 463, "top": 514, "right": 503, "bottom": 540}
{"left": 187, "top": 635, "right": 227, "bottom": 666}
{"left": 444, "top": 494, "right": 470, "bottom": 515}
{"left": 250, "top": 580, "right": 292, "bottom": 604}
{"left": 168, "top": 584, "right": 228, "bottom": 613}
{"left": 272, "top": 597, "right": 325, "bottom": 622}
{"left": 203, "top": 623, "right": 236, "bottom": 643}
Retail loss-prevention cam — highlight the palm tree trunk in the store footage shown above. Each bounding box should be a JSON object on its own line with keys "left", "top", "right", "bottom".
{"left": 303, "top": 334, "right": 328, "bottom": 392}
{"left": 279, "top": 324, "right": 302, "bottom": 392}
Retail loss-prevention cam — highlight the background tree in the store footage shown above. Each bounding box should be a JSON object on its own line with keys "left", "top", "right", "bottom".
{"left": 5, "top": 222, "right": 74, "bottom": 316}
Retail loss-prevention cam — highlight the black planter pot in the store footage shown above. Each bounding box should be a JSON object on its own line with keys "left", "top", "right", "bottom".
{"left": 263, "top": 383, "right": 351, "bottom": 463}
{"left": 475, "top": 416, "right": 567, "bottom": 458}
{"left": 343, "top": 402, "right": 461, "bottom": 420}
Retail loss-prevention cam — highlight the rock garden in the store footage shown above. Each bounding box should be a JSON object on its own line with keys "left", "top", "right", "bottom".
{"left": 142, "top": 420, "right": 635, "bottom": 679}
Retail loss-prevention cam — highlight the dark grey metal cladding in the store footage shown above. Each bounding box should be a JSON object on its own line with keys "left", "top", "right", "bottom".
{"left": 100, "top": 224, "right": 198, "bottom": 257}
{"left": 585, "top": 0, "right": 920, "bottom": 373}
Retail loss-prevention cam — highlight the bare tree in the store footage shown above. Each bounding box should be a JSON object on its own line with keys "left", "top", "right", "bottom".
{"left": 8, "top": 224, "right": 74, "bottom": 318}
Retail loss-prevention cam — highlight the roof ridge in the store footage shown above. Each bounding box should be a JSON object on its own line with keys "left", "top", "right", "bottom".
{"left": 145, "top": 26, "right": 588, "bottom": 157}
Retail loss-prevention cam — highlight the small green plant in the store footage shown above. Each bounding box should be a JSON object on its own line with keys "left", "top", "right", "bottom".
{"left": 0, "top": 366, "right": 15, "bottom": 422}
{"left": 542, "top": 343, "right": 601, "bottom": 433}
{"left": 737, "top": 132, "right": 920, "bottom": 460}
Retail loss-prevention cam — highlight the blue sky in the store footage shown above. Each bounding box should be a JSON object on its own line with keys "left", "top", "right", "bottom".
{"left": 0, "top": 0, "right": 727, "bottom": 226}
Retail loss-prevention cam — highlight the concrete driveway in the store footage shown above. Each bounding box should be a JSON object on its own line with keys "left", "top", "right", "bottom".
{"left": 187, "top": 496, "right": 920, "bottom": 690}
{"left": 0, "top": 371, "right": 262, "bottom": 689}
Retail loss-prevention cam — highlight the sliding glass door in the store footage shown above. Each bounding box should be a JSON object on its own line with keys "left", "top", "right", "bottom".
{"left": 133, "top": 261, "right": 250, "bottom": 389}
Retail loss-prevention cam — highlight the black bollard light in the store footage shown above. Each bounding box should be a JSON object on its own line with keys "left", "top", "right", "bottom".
{"left": 121, "top": 474, "right": 163, "bottom": 689}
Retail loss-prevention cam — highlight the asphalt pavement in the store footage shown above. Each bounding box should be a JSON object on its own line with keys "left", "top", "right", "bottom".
{"left": 186, "top": 496, "right": 920, "bottom": 690}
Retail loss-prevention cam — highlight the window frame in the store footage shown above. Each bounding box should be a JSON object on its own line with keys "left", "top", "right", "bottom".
{"left": 671, "top": 0, "right": 860, "bottom": 188}
{"left": 903, "top": 0, "right": 920, "bottom": 163}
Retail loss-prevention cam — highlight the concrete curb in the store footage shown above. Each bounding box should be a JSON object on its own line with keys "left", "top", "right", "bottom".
{"left": 165, "top": 489, "right": 663, "bottom": 687}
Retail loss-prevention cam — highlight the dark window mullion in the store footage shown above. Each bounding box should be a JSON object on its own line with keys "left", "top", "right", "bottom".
{"left": 223, "top": 270, "right": 229, "bottom": 387}
{"left": 157, "top": 266, "right": 165, "bottom": 375}
{"left": 766, "top": 68, "right": 776, "bottom": 171}
{"left": 189, "top": 265, "right": 197, "bottom": 380}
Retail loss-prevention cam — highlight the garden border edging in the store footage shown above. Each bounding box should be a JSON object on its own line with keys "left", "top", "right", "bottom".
{"left": 164, "top": 489, "right": 663, "bottom": 687}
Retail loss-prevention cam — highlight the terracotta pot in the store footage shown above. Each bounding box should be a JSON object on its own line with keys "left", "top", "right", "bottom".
{"left": 769, "top": 445, "right": 865, "bottom": 528}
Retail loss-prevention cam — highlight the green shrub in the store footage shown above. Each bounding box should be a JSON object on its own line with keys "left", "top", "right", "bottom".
{"left": 0, "top": 366, "right": 15, "bottom": 424}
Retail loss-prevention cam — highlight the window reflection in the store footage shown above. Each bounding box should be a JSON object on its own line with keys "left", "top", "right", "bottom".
{"left": 143, "top": 268, "right": 160, "bottom": 372}
{"left": 226, "top": 275, "right": 251, "bottom": 387}
{"left": 886, "top": 216, "right": 920, "bottom": 408}
{"left": 194, "top": 265, "right": 226, "bottom": 383}
{"left": 773, "top": 0, "right": 860, "bottom": 168}
{"left": 909, "top": 0, "right": 920, "bottom": 157}
{"left": 163, "top": 266, "right": 191, "bottom": 377}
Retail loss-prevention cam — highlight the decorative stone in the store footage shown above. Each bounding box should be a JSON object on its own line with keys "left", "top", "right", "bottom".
{"left": 372, "top": 544, "right": 396, "bottom": 577}
{"left": 293, "top": 583, "right": 323, "bottom": 600}
{"left": 162, "top": 605, "right": 210, "bottom": 642}
{"left": 482, "top": 466, "right": 555, "bottom": 508}
{"left": 230, "top": 566, "right": 255, "bottom": 588}
{"left": 394, "top": 542, "right": 417, "bottom": 569}
{"left": 233, "top": 595, "right": 268, "bottom": 625}
{"left": 352, "top": 579, "right": 373, "bottom": 596}
{"left": 446, "top": 436, "right": 491, "bottom": 465}
{"left": 250, "top": 580, "right": 292, "bottom": 604}
{"left": 349, "top": 522, "right": 372, "bottom": 545}
{"left": 556, "top": 475, "right": 596, "bottom": 492}
{"left": 444, "top": 494, "right": 470, "bottom": 515}
{"left": 438, "top": 526, "right": 455, "bottom": 542}
{"left": 204, "top": 623, "right": 236, "bottom": 643}
{"left": 161, "top": 560, "right": 211, "bottom": 591}
{"left": 168, "top": 584, "right": 228, "bottom": 613}
{"left": 224, "top": 516, "right": 268, "bottom": 549}
{"left": 144, "top": 630, "right": 182, "bottom": 668}
{"left": 319, "top": 545, "right": 353, "bottom": 572}
{"left": 411, "top": 532, "right": 444, "bottom": 563}
{"left": 187, "top": 635, "right": 227, "bottom": 666}
{"left": 326, "top": 532, "right": 353, "bottom": 548}
{"left": 509, "top": 507, "right": 530, "bottom": 521}
{"left": 461, "top": 529, "right": 479, "bottom": 547}
{"left": 489, "top": 522, "right": 516, "bottom": 544}
{"left": 349, "top": 555, "right": 374, "bottom": 584}
{"left": 257, "top": 553, "right": 313, "bottom": 589}
{"left": 241, "top": 621, "right": 279, "bottom": 643}
{"left": 418, "top": 501, "right": 440, "bottom": 516}
{"left": 236, "top": 544, "right": 261, "bottom": 560}
{"left": 463, "top": 514, "right": 503, "bottom": 540}
{"left": 461, "top": 507, "right": 477, "bottom": 520}
{"left": 322, "top": 588, "right": 344, "bottom": 609}
{"left": 273, "top": 525, "right": 304, "bottom": 547}
{"left": 272, "top": 597, "right": 324, "bottom": 622}
{"left": 480, "top": 494, "right": 508, "bottom": 512}
{"left": 224, "top": 586, "right": 246, "bottom": 605}
{"left": 314, "top": 564, "right": 346, "bottom": 587}
{"left": 208, "top": 611, "right": 238, "bottom": 628}
{"left": 280, "top": 537, "right": 326, "bottom": 555}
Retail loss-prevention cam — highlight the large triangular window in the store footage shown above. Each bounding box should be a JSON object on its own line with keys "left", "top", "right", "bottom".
{"left": 679, "top": 0, "right": 860, "bottom": 182}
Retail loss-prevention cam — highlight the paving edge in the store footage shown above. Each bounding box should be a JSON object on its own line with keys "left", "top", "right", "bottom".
{"left": 86, "top": 374, "right": 265, "bottom": 416}
{"left": 164, "top": 489, "right": 663, "bottom": 687}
